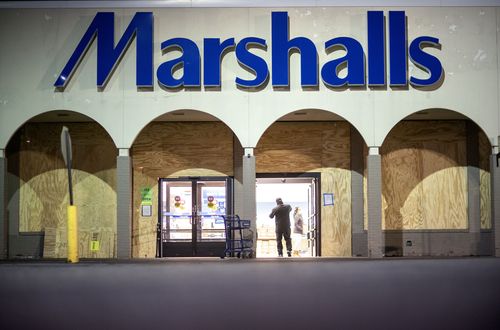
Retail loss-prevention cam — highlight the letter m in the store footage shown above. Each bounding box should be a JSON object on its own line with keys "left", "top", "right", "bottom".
{"left": 54, "top": 12, "right": 153, "bottom": 88}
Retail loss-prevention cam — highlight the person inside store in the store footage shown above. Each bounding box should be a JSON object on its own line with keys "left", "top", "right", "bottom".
{"left": 269, "top": 197, "right": 293, "bottom": 257}
{"left": 292, "top": 207, "right": 304, "bottom": 257}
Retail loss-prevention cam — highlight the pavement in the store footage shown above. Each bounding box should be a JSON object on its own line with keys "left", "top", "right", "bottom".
{"left": 1, "top": 257, "right": 500, "bottom": 330}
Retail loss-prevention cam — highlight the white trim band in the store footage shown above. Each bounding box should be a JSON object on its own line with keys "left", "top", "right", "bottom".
{"left": 1, "top": 0, "right": 500, "bottom": 8}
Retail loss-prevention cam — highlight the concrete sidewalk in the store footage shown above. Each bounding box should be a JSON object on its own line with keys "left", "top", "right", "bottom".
{"left": 1, "top": 257, "right": 499, "bottom": 329}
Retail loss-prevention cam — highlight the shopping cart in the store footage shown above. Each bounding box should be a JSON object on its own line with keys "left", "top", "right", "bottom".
{"left": 221, "top": 215, "right": 254, "bottom": 258}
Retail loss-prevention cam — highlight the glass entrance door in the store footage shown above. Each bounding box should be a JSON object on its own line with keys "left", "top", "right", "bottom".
{"left": 307, "top": 177, "right": 319, "bottom": 257}
{"left": 157, "top": 177, "right": 231, "bottom": 257}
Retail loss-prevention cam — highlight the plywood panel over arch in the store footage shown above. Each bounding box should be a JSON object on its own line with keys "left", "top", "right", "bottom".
{"left": 255, "top": 122, "right": 351, "bottom": 257}
{"left": 131, "top": 122, "right": 234, "bottom": 257}
{"left": 7, "top": 122, "right": 117, "bottom": 258}
{"left": 381, "top": 121, "right": 468, "bottom": 230}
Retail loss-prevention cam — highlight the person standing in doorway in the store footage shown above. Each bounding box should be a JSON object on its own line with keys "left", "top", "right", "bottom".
{"left": 269, "top": 197, "right": 292, "bottom": 257}
{"left": 292, "top": 207, "right": 304, "bottom": 257}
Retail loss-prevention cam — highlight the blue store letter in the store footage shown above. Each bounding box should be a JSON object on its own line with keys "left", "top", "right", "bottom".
{"left": 389, "top": 11, "right": 407, "bottom": 86}
{"left": 157, "top": 38, "right": 201, "bottom": 88}
{"left": 235, "top": 37, "right": 269, "bottom": 88}
{"left": 409, "top": 36, "right": 443, "bottom": 87}
{"left": 204, "top": 38, "right": 235, "bottom": 87}
{"left": 367, "top": 11, "right": 386, "bottom": 86}
{"left": 54, "top": 12, "right": 153, "bottom": 88}
{"left": 271, "top": 12, "right": 318, "bottom": 88}
{"left": 321, "top": 37, "right": 365, "bottom": 87}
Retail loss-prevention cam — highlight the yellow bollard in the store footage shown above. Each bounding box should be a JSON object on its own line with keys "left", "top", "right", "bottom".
{"left": 67, "top": 205, "right": 79, "bottom": 263}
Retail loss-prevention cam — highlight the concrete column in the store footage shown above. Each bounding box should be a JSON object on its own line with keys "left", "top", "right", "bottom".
{"left": 0, "top": 149, "right": 6, "bottom": 259}
{"left": 242, "top": 148, "right": 257, "bottom": 246}
{"left": 233, "top": 144, "right": 257, "bottom": 253}
{"left": 350, "top": 128, "right": 366, "bottom": 256}
{"left": 367, "top": 147, "right": 383, "bottom": 258}
{"left": 233, "top": 137, "right": 244, "bottom": 217}
{"left": 466, "top": 122, "right": 480, "bottom": 255}
{"left": 492, "top": 146, "right": 500, "bottom": 257}
{"left": 117, "top": 148, "right": 132, "bottom": 259}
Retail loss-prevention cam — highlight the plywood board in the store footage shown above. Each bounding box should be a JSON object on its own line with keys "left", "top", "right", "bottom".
{"left": 132, "top": 122, "right": 234, "bottom": 177}
{"left": 43, "top": 227, "right": 116, "bottom": 258}
{"left": 13, "top": 123, "right": 117, "bottom": 258}
{"left": 381, "top": 146, "right": 424, "bottom": 229}
{"left": 318, "top": 168, "right": 351, "bottom": 256}
{"left": 42, "top": 227, "right": 57, "bottom": 258}
{"left": 381, "top": 121, "right": 468, "bottom": 230}
{"left": 131, "top": 170, "right": 158, "bottom": 258}
{"left": 256, "top": 122, "right": 328, "bottom": 172}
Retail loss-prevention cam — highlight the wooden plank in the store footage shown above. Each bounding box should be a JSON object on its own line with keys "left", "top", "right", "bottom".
{"left": 322, "top": 122, "right": 351, "bottom": 169}
{"left": 256, "top": 122, "right": 325, "bottom": 172}
{"left": 55, "top": 227, "right": 67, "bottom": 257}
{"left": 50, "top": 227, "right": 116, "bottom": 258}
{"left": 131, "top": 170, "right": 158, "bottom": 258}
{"left": 79, "top": 230, "right": 91, "bottom": 258}
{"left": 319, "top": 168, "right": 351, "bottom": 256}
{"left": 42, "top": 227, "right": 57, "bottom": 258}
{"left": 381, "top": 121, "right": 468, "bottom": 230}
{"left": 133, "top": 122, "right": 234, "bottom": 176}
{"left": 382, "top": 146, "right": 424, "bottom": 229}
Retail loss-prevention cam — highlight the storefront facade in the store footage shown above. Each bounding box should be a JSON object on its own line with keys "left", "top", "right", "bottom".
{"left": 0, "top": 0, "right": 499, "bottom": 259}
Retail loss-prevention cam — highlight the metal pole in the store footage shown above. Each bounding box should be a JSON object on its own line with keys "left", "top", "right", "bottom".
{"left": 61, "top": 127, "right": 78, "bottom": 262}
{"left": 65, "top": 135, "right": 74, "bottom": 206}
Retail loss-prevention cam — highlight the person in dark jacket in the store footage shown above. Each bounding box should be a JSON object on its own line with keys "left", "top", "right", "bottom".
{"left": 269, "top": 197, "right": 292, "bottom": 257}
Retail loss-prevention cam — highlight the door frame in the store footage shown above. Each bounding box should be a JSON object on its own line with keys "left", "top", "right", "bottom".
{"left": 156, "top": 176, "right": 233, "bottom": 257}
{"left": 256, "top": 172, "right": 321, "bottom": 256}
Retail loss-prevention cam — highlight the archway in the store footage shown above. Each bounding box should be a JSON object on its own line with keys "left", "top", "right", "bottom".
{"left": 5, "top": 110, "right": 117, "bottom": 259}
{"left": 254, "top": 109, "right": 368, "bottom": 257}
{"left": 380, "top": 109, "right": 492, "bottom": 256}
{"left": 130, "top": 110, "right": 240, "bottom": 258}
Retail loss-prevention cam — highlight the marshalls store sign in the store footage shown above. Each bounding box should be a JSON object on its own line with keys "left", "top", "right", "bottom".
{"left": 54, "top": 11, "right": 444, "bottom": 90}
